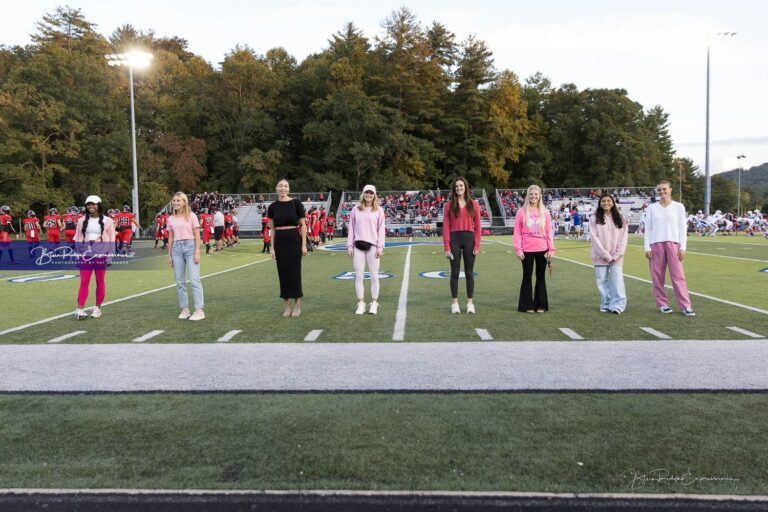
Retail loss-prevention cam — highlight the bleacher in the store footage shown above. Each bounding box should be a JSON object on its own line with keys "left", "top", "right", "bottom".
{"left": 496, "top": 187, "right": 657, "bottom": 228}
{"left": 337, "top": 189, "right": 493, "bottom": 236}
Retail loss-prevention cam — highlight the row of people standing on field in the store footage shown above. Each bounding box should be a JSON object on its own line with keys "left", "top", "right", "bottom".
{"left": 69, "top": 178, "right": 694, "bottom": 323}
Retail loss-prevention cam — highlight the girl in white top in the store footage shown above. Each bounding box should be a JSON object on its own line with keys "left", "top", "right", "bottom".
{"left": 167, "top": 192, "right": 205, "bottom": 321}
{"left": 347, "top": 184, "right": 386, "bottom": 315}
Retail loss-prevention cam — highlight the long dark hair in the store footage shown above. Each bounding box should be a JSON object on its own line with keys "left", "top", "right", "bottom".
{"left": 595, "top": 194, "right": 623, "bottom": 228}
{"left": 81, "top": 203, "right": 105, "bottom": 238}
{"left": 449, "top": 177, "right": 475, "bottom": 218}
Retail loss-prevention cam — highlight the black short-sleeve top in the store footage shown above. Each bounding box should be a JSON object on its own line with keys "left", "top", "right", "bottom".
{"left": 267, "top": 198, "right": 306, "bottom": 227}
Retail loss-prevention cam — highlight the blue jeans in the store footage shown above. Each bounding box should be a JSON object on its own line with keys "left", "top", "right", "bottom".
{"left": 171, "top": 239, "right": 204, "bottom": 309}
{"left": 595, "top": 265, "right": 626, "bottom": 312}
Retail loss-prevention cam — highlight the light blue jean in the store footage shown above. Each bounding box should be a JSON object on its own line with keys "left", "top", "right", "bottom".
{"left": 171, "top": 239, "right": 204, "bottom": 309}
{"left": 595, "top": 265, "right": 626, "bottom": 312}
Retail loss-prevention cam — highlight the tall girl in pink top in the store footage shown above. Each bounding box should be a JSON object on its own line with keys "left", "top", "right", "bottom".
{"left": 589, "top": 194, "right": 628, "bottom": 314}
{"left": 167, "top": 192, "right": 205, "bottom": 321}
{"left": 74, "top": 195, "right": 116, "bottom": 320}
{"left": 347, "top": 184, "right": 386, "bottom": 315}
{"left": 513, "top": 185, "right": 555, "bottom": 312}
{"left": 442, "top": 177, "right": 482, "bottom": 314}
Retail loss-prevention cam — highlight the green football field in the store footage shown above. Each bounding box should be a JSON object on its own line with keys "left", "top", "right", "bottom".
{"left": 0, "top": 235, "right": 766, "bottom": 343}
{"left": 1, "top": 235, "right": 767, "bottom": 494}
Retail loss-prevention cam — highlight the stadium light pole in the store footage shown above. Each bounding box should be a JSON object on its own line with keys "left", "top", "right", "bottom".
{"left": 106, "top": 50, "right": 153, "bottom": 227}
{"left": 704, "top": 32, "right": 736, "bottom": 216}
{"left": 736, "top": 154, "right": 746, "bottom": 216}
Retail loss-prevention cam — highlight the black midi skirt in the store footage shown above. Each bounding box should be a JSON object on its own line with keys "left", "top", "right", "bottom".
{"left": 274, "top": 229, "right": 303, "bottom": 299}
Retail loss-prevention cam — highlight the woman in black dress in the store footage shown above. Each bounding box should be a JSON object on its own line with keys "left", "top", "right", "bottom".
{"left": 267, "top": 179, "right": 308, "bottom": 317}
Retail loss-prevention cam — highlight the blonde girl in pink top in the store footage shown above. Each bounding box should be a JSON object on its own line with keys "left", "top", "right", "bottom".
{"left": 589, "top": 193, "right": 628, "bottom": 314}
{"left": 167, "top": 192, "right": 205, "bottom": 321}
{"left": 513, "top": 185, "right": 555, "bottom": 312}
{"left": 347, "top": 184, "right": 386, "bottom": 315}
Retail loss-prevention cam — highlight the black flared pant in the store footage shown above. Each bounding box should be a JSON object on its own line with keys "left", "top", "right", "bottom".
{"left": 274, "top": 229, "right": 303, "bottom": 299}
{"left": 518, "top": 251, "right": 548, "bottom": 311}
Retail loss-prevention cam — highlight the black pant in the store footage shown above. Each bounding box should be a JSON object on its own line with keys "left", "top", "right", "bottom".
{"left": 274, "top": 229, "right": 302, "bottom": 299}
{"left": 449, "top": 231, "right": 476, "bottom": 299}
{"left": 518, "top": 251, "right": 548, "bottom": 311}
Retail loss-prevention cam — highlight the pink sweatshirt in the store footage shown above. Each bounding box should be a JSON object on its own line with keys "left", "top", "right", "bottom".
{"left": 442, "top": 200, "right": 482, "bottom": 252}
{"left": 589, "top": 214, "right": 628, "bottom": 265}
{"left": 347, "top": 206, "right": 386, "bottom": 250}
{"left": 513, "top": 208, "right": 554, "bottom": 255}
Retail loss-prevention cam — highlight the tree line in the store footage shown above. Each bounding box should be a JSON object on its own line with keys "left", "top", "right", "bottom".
{"left": 3, "top": 6, "right": 751, "bottom": 220}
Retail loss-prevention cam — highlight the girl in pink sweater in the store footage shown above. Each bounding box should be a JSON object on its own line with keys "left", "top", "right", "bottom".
{"left": 589, "top": 194, "right": 628, "bottom": 314}
{"left": 513, "top": 185, "right": 555, "bottom": 312}
{"left": 347, "top": 184, "right": 386, "bottom": 315}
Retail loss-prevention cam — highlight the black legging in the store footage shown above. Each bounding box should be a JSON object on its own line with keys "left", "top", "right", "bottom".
{"left": 449, "top": 231, "right": 476, "bottom": 299}
{"left": 518, "top": 251, "right": 548, "bottom": 311}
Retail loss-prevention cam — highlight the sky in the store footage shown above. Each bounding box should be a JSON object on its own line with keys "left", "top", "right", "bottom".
{"left": 4, "top": 0, "right": 767, "bottom": 177}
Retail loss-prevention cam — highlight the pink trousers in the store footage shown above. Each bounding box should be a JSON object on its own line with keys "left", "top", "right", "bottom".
{"left": 649, "top": 241, "right": 692, "bottom": 309}
{"left": 78, "top": 267, "right": 106, "bottom": 308}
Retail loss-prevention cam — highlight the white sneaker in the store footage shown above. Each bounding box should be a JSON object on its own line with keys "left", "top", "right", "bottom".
{"left": 75, "top": 309, "right": 88, "bottom": 320}
{"left": 369, "top": 302, "right": 379, "bottom": 315}
{"left": 451, "top": 303, "right": 460, "bottom": 314}
{"left": 178, "top": 308, "right": 191, "bottom": 320}
{"left": 355, "top": 302, "right": 366, "bottom": 315}
{"left": 466, "top": 303, "right": 475, "bottom": 314}
{"left": 90, "top": 306, "right": 102, "bottom": 318}
{"left": 189, "top": 310, "right": 205, "bottom": 321}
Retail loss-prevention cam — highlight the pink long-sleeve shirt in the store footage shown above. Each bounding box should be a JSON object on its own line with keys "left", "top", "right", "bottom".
{"left": 589, "top": 214, "right": 628, "bottom": 265}
{"left": 442, "top": 200, "right": 482, "bottom": 252}
{"left": 513, "top": 208, "right": 555, "bottom": 255}
{"left": 347, "top": 206, "right": 386, "bottom": 251}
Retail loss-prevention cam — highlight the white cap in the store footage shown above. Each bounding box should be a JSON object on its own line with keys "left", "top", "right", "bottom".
{"left": 362, "top": 184, "right": 376, "bottom": 195}
{"left": 84, "top": 195, "right": 102, "bottom": 205}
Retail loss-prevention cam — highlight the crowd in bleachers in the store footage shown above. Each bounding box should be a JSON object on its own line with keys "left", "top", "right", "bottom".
{"left": 188, "top": 192, "right": 241, "bottom": 213}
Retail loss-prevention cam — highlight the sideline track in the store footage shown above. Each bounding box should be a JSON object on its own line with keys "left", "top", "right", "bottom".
{"left": 1, "top": 488, "right": 767, "bottom": 512}
{"left": 2, "top": 339, "right": 767, "bottom": 392}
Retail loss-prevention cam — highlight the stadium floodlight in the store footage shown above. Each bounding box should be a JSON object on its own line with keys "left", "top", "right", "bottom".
{"left": 704, "top": 32, "right": 736, "bottom": 216}
{"left": 736, "top": 154, "right": 746, "bottom": 216}
{"left": 106, "top": 50, "right": 153, "bottom": 227}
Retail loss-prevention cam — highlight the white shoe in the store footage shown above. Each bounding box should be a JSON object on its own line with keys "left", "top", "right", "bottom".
{"left": 75, "top": 309, "right": 88, "bottom": 320}
{"left": 189, "top": 310, "right": 205, "bottom": 321}
{"left": 355, "top": 302, "right": 366, "bottom": 315}
{"left": 451, "top": 303, "right": 460, "bottom": 314}
{"left": 90, "top": 306, "right": 102, "bottom": 318}
{"left": 466, "top": 303, "right": 475, "bottom": 314}
{"left": 369, "top": 302, "right": 379, "bottom": 315}
{"left": 178, "top": 308, "right": 191, "bottom": 320}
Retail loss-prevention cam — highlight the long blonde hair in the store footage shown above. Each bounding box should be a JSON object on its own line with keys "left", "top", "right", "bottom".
{"left": 358, "top": 189, "right": 379, "bottom": 212}
{"left": 522, "top": 185, "right": 548, "bottom": 230}
{"left": 172, "top": 191, "right": 191, "bottom": 222}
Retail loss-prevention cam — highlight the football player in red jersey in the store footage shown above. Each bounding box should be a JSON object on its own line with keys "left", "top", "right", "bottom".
{"left": 0, "top": 205, "right": 18, "bottom": 263}
{"left": 23, "top": 210, "right": 42, "bottom": 256}
{"left": 231, "top": 208, "right": 240, "bottom": 246}
{"left": 62, "top": 206, "right": 79, "bottom": 243}
{"left": 115, "top": 205, "right": 141, "bottom": 254}
{"left": 326, "top": 213, "right": 336, "bottom": 242}
{"left": 161, "top": 211, "right": 170, "bottom": 248}
{"left": 261, "top": 216, "right": 271, "bottom": 253}
{"left": 223, "top": 210, "right": 234, "bottom": 247}
{"left": 43, "top": 207, "right": 63, "bottom": 245}
{"left": 154, "top": 212, "right": 165, "bottom": 248}
{"left": 199, "top": 208, "right": 214, "bottom": 254}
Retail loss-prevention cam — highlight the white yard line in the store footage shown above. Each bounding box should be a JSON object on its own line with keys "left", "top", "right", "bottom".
{"left": 392, "top": 238, "right": 413, "bottom": 341}
{"left": 641, "top": 327, "right": 671, "bottom": 339}
{"left": 475, "top": 328, "right": 493, "bottom": 341}
{"left": 132, "top": 330, "right": 164, "bottom": 343}
{"left": 2, "top": 270, "right": 62, "bottom": 281}
{"left": 726, "top": 326, "right": 765, "bottom": 339}
{"left": 559, "top": 328, "right": 584, "bottom": 340}
{"left": 217, "top": 330, "right": 242, "bottom": 342}
{"left": 304, "top": 330, "right": 323, "bottom": 342}
{"left": 46, "top": 331, "right": 86, "bottom": 344}
{"left": 0, "top": 258, "right": 271, "bottom": 337}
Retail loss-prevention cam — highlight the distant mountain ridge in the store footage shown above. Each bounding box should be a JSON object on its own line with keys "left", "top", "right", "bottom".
{"left": 720, "top": 162, "right": 768, "bottom": 192}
